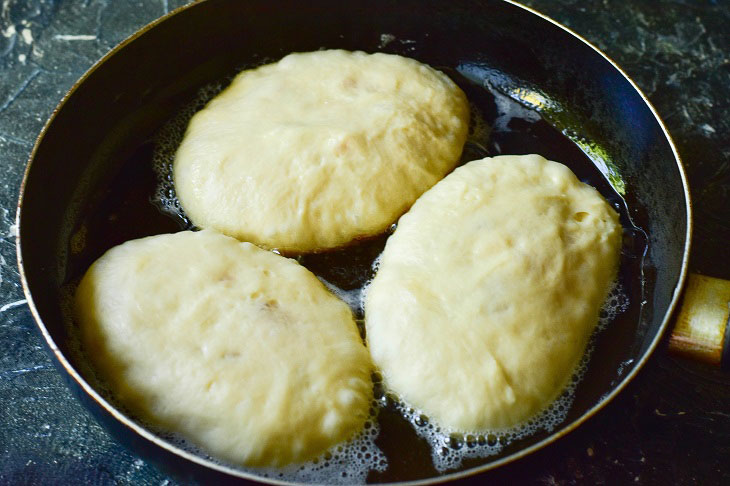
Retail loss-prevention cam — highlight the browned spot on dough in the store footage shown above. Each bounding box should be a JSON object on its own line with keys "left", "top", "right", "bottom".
{"left": 342, "top": 76, "right": 358, "bottom": 89}
{"left": 335, "top": 138, "right": 351, "bottom": 156}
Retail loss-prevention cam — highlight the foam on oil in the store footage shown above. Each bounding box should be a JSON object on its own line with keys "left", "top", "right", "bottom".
{"left": 155, "top": 407, "right": 386, "bottom": 485}
{"left": 252, "top": 411, "right": 387, "bottom": 485}
{"left": 151, "top": 82, "right": 226, "bottom": 226}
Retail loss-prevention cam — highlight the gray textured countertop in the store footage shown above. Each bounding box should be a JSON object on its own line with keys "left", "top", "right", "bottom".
{"left": 2, "top": 1, "right": 729, "bottom": 484}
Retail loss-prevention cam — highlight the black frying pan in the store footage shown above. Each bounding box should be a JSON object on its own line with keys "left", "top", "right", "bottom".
{"left": 16, "top": 0, "right": 691, "bottom": 484}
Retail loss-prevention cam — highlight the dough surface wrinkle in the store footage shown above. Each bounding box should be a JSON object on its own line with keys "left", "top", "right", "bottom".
{"left": 174, "top": 50, "right": 469, "bottom": 252}
{"left": 365, "top": 154, "right": 622, "bottom": 432}
{"left": 74, "top": 230, "right": 373, "bottom": 467}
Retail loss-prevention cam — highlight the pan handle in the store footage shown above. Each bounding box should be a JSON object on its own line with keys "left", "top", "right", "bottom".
{"left": 668, "top": 273, "right": 730, "bottom": 368}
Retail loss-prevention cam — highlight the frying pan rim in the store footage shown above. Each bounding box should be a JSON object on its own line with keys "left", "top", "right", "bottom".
{"left": 15, "top": 0, "right": 693, "bottom": 484}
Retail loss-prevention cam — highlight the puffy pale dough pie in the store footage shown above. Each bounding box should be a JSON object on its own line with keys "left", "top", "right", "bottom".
{"left": 173, "top": 50, "right": 469, "bottom": 253}
{"left": 74, "top": 230, "right": 373, "bottom": 467}
{"left": 365, "top": 154, "right": 622, "bottom": 432}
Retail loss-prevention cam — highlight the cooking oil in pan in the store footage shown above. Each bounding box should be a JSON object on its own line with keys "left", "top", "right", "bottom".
{"left": 69, "top": 62, "right": 647, "bottom": 482}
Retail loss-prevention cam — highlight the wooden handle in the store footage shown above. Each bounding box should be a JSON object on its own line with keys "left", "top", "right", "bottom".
{"left": 668, "top": 273, "right": 730, "bottom": 367}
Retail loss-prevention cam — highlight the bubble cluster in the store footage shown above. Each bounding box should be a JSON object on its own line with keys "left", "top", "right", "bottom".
{"left": 370, "top": 253, "right": 383, "bottom": 275}
{"left": 319, "top": 278, "right": 365, "bottom": 317}
{"left": 148, "top": 408, "right": 386, "bottom": 485}
{"left": 355, "top": 252, "right": 383, "bottom": 315}
{"left": 150, "top": 82, "right": 225, "bottom": 226}
{"left": 597, "top": 281, "right": 630, "bottom": 331}
{"left": 383, "top": 385, "right": 578, "bottom": 472}
{"left": 256, "top": 411, "right": 387, "bottom": 484}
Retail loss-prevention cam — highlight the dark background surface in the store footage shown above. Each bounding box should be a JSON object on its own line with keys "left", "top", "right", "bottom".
{"left": 1, "top": 0, "right": 728, "bottom": 484}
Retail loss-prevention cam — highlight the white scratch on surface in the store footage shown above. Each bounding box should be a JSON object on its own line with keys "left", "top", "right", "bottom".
{"left": 20, "top": 28, "right": 33, "bottom": 44}
{"left": 0, "top": 299, "right": 27, "bottom": 313}
{"left": 700, "top": 123, "right": 716, "bottom": 134}
{"left": 0, "top": 253, "right": 6, "bottom": 284}
{"left": 0, "top": 132, "right": 32, "bottom": 147}
{"left": 53, "top": 34, "right": 97, "bottom": 41}
{"left": 2, "top": 364, "right": 47, "bottom": 376}
{"left": 0, "top": 67, "right": 41, "bottom": 113}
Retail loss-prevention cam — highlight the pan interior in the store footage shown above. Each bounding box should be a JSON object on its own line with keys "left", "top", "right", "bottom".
{"left": 18, "top": 0, "right": 687, "bottom": 483}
